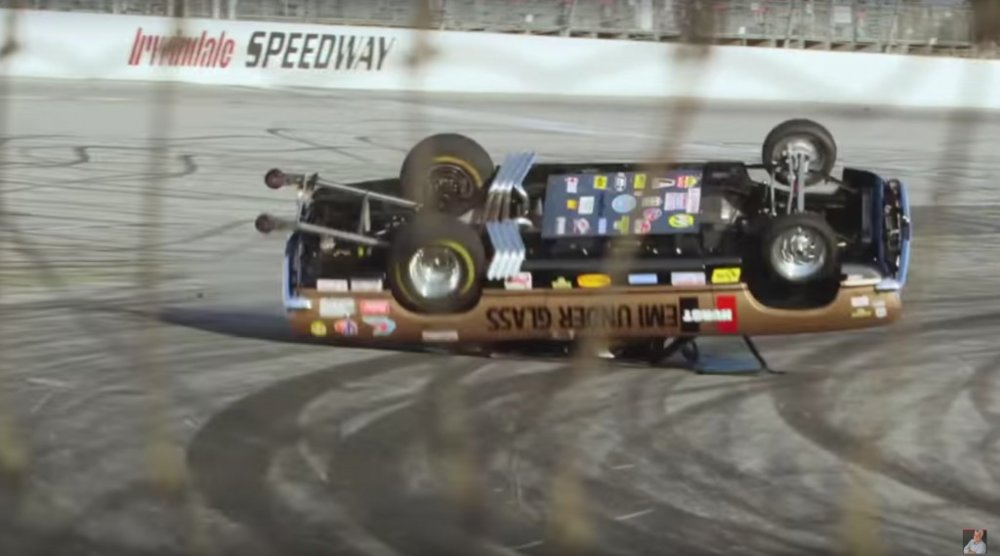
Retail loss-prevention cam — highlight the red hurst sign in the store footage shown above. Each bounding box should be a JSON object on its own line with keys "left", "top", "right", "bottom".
{"left": 127, "top": 27, "right": 396, "bottom": 71}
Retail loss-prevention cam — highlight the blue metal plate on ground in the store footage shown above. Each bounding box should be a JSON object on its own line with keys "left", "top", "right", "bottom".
{"left": 541, "top": 170, "right": 704, "bottom": 239}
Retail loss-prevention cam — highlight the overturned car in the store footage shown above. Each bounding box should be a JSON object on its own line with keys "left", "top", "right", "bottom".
{"left": 255, "top": 119, "right": 911, "bottom": 348}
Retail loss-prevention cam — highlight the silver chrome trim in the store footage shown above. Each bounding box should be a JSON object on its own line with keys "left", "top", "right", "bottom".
{"left": 283, "top": 254, "right": 312, "bottom": 310}
{"left": 874, "top": 278, "right": 902, "bottom": 292}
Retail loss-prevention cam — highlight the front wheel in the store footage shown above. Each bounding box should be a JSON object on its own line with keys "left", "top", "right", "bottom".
{"left": 386, "top": 214, "right": 486, "bottom": 315}
{"left": 760, "top": 212, "right": 839, "bottom": 284}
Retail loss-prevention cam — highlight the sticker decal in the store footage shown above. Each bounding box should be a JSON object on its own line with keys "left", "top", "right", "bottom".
{"left": 851, "top": 296, "right": 871, "bottom": 308}
{"left": 664, "top": 192, "right": 686, "bottom": 211}
{"left": 711, "top": 267, "right": 741, "bottom": 284}
{"left": 551, "top": 277, "right": 573, "bottom": 289}
{"left": 614, "top": 172, "right": 628, "bottom": 191}
{"left": 611, "top": 194, "right": 637, "bottom": 214}
{"left": 628, "top": 273, "right": 658, "bottom": 285}
{"left": 309, "top": 320, "right": 327, "bottom": 337}
{"left": 334, "top": 319, "right": 358, "bottom": 336}
{"left": 668, "top": 214, "right": 695, "bottom": 229}
{"left": 641, "top": 195, "right": 662, "bottom": 208}
{"left": 677, "top": 175, "right": 700, "bottom": 188}
{"left": 680, "top": 297, "right": 700, "bottom": 333}
{"left": 363, "top": 316, "right": 396, "bottom": 336}
{"left": 715, "top": 295, "right": 738, "bottom": 334}
{"left": 671, "top": 271, "right": 706, "bottom": 286}
{"left": 634, "top": 173, "right": 647, "bottom": 190}
{"left": 505, "top": 272, "right": 533, "bottom": 290}
{"left": 423, "top": 330, "right": 458, "bottom": 342}
{"left": 577, "top": 274, "right": 611, "bottom": 288}
{"left": 316, "top": 279, "right": 349, "bottom": 292}
{"left": 351, "top": 278, "right": 383, "bottom": 292}
{"left": 593, "top": 175, "right": 608, "bottom": 190}
{"left": 654, "top": 178, "right": 676, "bottom": 189}
{"left": 359, "top": 299, "right": 391, "bottom": 315}
{"left": 851, "top": 308, "right": 873, "bottom": 319}
{"left": 578, "top": 196, "right": 595, "bottom": 215}
{"left": 319, "top": 298, "right": 356, "bottom": 318}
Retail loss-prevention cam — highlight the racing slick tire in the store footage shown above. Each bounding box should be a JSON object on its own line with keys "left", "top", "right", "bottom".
{"left": 762, "top": 119, "right": 837, "bottom": 187}
{"left": 399, "top": 133, "right": 495, "bottom": 217}
{"left": 760, "top": 212, "right": 840, "bottom": 285}
{"left": 386, "top": 213, "right": 486, "bottom": 315}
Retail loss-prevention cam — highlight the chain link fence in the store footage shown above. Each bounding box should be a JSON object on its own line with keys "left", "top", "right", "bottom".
{"left": 1, "top": 0, "right": 984, "bottom": 55}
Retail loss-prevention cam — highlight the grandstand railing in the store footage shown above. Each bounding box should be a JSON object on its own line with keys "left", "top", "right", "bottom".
{"left": 1, "top": 0, "right": 985, "bottom": 56}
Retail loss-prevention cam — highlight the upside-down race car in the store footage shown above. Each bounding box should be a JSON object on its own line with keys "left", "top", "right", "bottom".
{"left": 255, "top": 119, "right": 912, "bottom": 349}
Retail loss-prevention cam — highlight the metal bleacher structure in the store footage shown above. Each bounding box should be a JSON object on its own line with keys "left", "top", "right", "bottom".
{"left": 3, "top": 0, "right": 990, "bottom": 57}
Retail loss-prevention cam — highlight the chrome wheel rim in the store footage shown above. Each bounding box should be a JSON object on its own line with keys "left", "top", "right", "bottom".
{"left": 770, "top": 225, "right": 825, "bottom": 282}
{"left": 428, "top": 164, "right": 475, "bottom": 210}
{"left": 407, "top": 246, "right": 462, "bottom": 299}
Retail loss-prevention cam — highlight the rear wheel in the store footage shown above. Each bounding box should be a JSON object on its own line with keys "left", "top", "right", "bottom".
{"left": 386, "top": 214, "right": 486, "bottom": 314}
{"left": 760, "top": 212, "right": 839, "bottom": 284}
{"left": 399, "top": 133, "right": 495, "bottom": 216}
{"left": 762, "top": 119, "right": 837, "bottom": 186}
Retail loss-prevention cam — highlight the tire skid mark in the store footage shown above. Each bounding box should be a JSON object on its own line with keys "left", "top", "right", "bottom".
{"left": 187, "top": 352, "right": 422, "bottom": 555}
{"left": 770, "top": 315, "right": 1000, "bottom": 516}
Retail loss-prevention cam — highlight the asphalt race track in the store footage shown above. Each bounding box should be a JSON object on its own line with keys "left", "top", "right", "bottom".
{"left": 2, "top": 78, "right": 1000, "bottom": 556}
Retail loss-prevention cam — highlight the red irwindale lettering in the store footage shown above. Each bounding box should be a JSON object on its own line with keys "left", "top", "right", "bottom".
{"left": 128, "top": 27, "right": 236, "bottom": 68}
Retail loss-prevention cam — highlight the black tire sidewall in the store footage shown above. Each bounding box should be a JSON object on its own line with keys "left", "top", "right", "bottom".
{"left": 387, "top": 214, "right": 486, "bottom": 314}
{"left": 762, "top": 119, "right": 837, "bottom": 186}
{"left": 760, "top": 213, "right": 840, "bottom": 284}
{"left": 399, "top": 133, "right": 495, "bottom": 216}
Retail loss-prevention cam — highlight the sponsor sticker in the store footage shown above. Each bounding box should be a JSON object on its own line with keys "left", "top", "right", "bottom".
{"left": 711, "top": 267, "right": 741, "bottom": 284}
{"left": 597, "top": 218, "right": 607, "bottom": 234}
{"left": 577, "top": 273, "right": 611, "bottom": 288}
{"left": 654, "top": 178, "right": 676, "bottom": 189}
{"left": 423, "top": 330, "right": 458, "bottom": 342}
{"left": 715, "top": 295, "right": 738, "bottom": 333}
{"left": 664, "top": 192, "right": 686, "bottom": 211}
{"left": 351, "top": 278, "right": 383, "bottom": 292}
{"left": 682, "top": 307, "right": 734, "bottom": 323}
{"left": 628, "top": 273, "right": 658, "bottom": 285}
{"left": 316, "top": 279, "right": 349, "bottom": 292}
{"left": 614, "top": 173, "right": 628, "bottom": 191}
{"left": 671, "top": 271, "right": 706, "bottom": 286}
{"left": 334, "top": 319, "right": 358, "bottom": 336}
{"left": 677, "top": 175, "right": 700, "bottom": 188}
{"left": 875, "top": 306, "right": 888, "bottom": 319}
{"left": 565, "top": 176, "right": 579, "bottom": 193}
{"left": 359, "top": 299, "right": 391, "bottom": 315}
{"left": 504, "top": 272, "right": 533, "bottom": 290}
{"left": 567, "top": 199, "right": 578, "bottom": 210}
{"left": 680, "top": 297, "right": 700, "bottom": 333}
{"left": 573, "top": 218, "right": 590, "bottom": 234}
{"left": 319, "top": 297, "right": 355, "bottom": 318}
{"left": 613, "top": 216, "right": 630, "bottom": 233}
{"left": 634, "top": 174, "right": 647, "bottom": 190}
{"left": 611, "top": 194, "right": 637, "bottom": 214}
{"left": 641, "top": 195, "right": 662, "bottom": 208}
{"left": 556, "top": 216, "right": 566, "bottom": 235}
{"left": 668, "top": 214, "right": 695, "bottom": 229}
{"left": 643, "top": 208, "right": 663, "bottom": 221}
{"left": 685, "top": 187, "right": 702, "bottom": 213}
{"left": 578, "top": 196, "right": 595, "bottom": 215}
{"left": 851, "top": 296, "right": 870, "bottom": 308}
{"left": 594, "top": 175, "right": 608, "bottom": 190}
{"left": 633, "top": 219, "right": 652, "bottom": 234}
{"left": 551, "top": 277, "right": 573, "bottom": 289}
{"left": 362, "top": 316, "right": 396, "bottom": 336}
{"left": 851, "top": 307, "right": 873, "bottom": 319}
{"left": 309, "top": 320, "right": 327, "bottom": 337}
